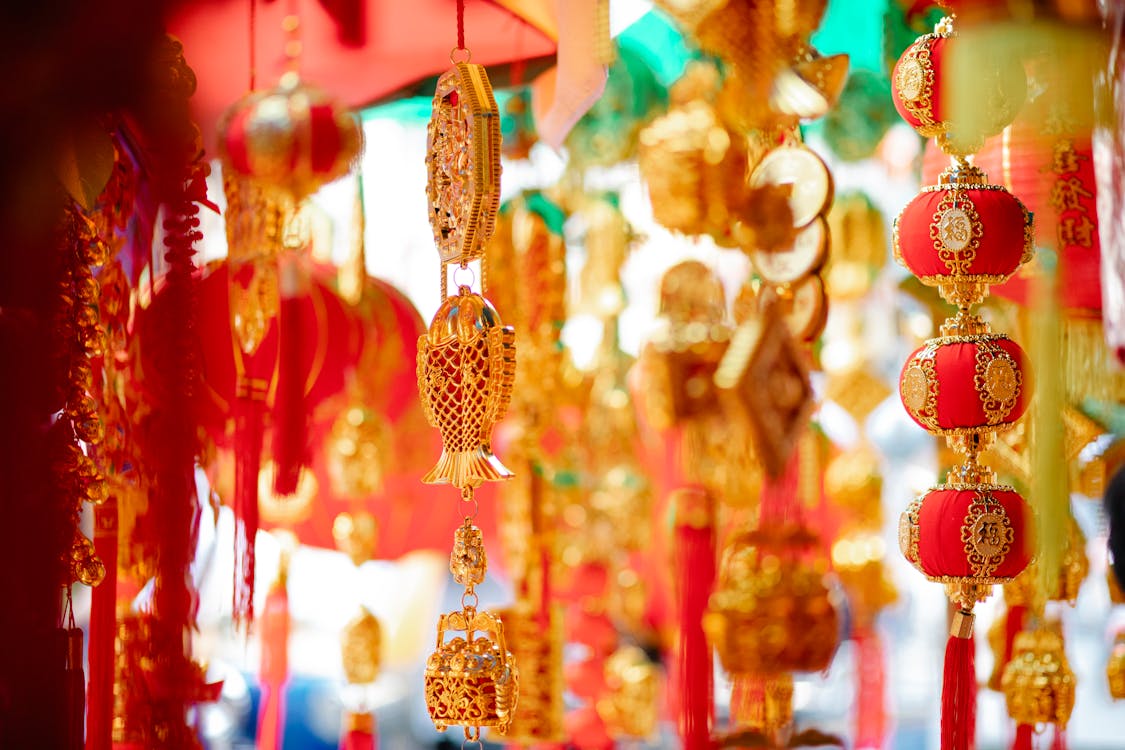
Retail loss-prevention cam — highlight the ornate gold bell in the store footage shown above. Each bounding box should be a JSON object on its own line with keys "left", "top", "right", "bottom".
{"left": 1001, "top": 622, "right": 1076, "bottom": 727}
{"left": 424, "top": 609, "right": 519, "bottom": 734}
{"left": 704, "top": 526, "right": 840, "bottom": 675}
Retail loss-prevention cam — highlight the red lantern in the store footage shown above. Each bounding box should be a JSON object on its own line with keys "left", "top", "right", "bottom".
{"left": 900, "top": 485, "right": 1032, "bottom": 584}
{"left": 891, "top": 20, "right": 1025, "bottom": 153}
{"left": 894, "top": 165, "right": 1033, "bottom": 307}
{"left": 899, "top": 333, "right": 1031, "bottom": 436}
{"left": 219, "top": 73, "right": 363, "bottom": 200}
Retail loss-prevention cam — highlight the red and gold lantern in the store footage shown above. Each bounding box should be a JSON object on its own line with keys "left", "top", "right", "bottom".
{"left": 891, "top": 16, "right": 1025, "bottom": 155}
{"left": 899, "top": 331, "right": 1030, "bottom": 436}
{"left": 894, "top": 164, "right": 1033, "bottom": 307}
{"left": 219, "top": 72, "right": 363, "bottom": 201}
{"left": 899, "top": 485, "right": 1032, "bottom": 584}
{"left": 892, "top": 12, "right": 1037, "bottom": 750}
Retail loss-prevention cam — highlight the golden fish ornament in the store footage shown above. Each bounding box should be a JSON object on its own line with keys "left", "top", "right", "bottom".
{"left": 418, "top": 285, "right": 516, "bottom": 488}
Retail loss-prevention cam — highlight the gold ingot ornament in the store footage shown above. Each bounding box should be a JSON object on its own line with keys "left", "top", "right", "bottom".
{"left": 417, "top": 286, "right": 516, "bottom": 488}
{"left": 424, "top": 609, "right": 519, "bottom": 734}
{"left": 341, "top": 607, "right": 383, "bottom": 685}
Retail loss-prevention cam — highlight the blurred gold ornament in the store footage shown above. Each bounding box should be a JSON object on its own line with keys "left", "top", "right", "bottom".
{"left": 328, "top": 406, "right": 391, "bottom": 498}
{"left": 597, "top": 646, "right": 659, "bottom": 739}
{"left": 341, "top": 607, "right": 383, "bottom": 685}
{"left": 332, "top": 511, "right": 378, "bottom": 567}
{"left": 639, "top": 80, "right": 795, "bottom": 248}
{"left": 223, "top": 172, "right": 289, "bottom": 355}
{"left": 417, "top": 286, "right": 516, "bottom": 488}
{"left": 70, "top": 532, "right": 106, "bottom": 586}
{"left": 424, "top": 609, "right": 519, "bottom": 734}
{"left": 771, "top": 51, "right": 850, "bottom": 121}
{"left": 705, "top": 526, "right": 839, "bottom": 675}
{"left": 714, "top": 300, "right": 814, "bottom": 477}
{"left": 497, "top": 605, "right": 565, "bottom": 743}
{"left": 1001, "top": 621, "right": 1076, "bottom": 728}
{"left": 823, "top": 192, "right": 887, "bottom": 300}
{"left": 824, "top": 445, "right": 883, "bottom": 525}
{"left": 1109, "top": 565, "right": 1125, "bottom": 605}
{"left": 579, "top": 199, "right": 632, "bottom": 318}
{"left": 1054, "top": 515, "right": 1088, "bottom": 605}
{"left": 831, "top": 533, "right": 897, "bottom": 625}
{"left": 825, "top": 368, "right": 891, "bottom": 425}
{"left": 730, "top": 673, "right": 794, "bottom": 737}
{"left": 1108, "top": 632, "right": 1125, "bottom": 700}
{"left": 641, "top": 262, "right": 731, "bottom": 430}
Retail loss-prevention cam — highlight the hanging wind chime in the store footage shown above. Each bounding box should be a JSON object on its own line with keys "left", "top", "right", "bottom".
{"left": 891, "top": 12, "right": 1035, "bottom": 750}
{"left": 419, "top": 1, "right": 519, "bottom": 742}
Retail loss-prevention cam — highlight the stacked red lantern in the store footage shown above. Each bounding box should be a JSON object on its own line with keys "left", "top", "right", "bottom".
{"left": 891, "top": 13, "right": 1035, "bottom": 750}
{"left": 891, "top": 16, "right": 1026, "bottom": 156}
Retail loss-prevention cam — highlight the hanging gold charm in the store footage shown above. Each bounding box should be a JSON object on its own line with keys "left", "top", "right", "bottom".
{"left": 417, "top": 286, "right": 516, "bottom": 488}
{"left": 426, "top": 61, "right": 502, "bottom": 263}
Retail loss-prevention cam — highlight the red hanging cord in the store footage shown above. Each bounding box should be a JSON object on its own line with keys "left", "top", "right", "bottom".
{"left": 456, "top": 0, "right": 465, "bottom": 50}
{"left": 249, "top": 0, "right": 257, "bottom": 91}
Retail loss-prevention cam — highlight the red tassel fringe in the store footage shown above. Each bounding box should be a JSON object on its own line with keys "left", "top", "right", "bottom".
{"left": 257, "top": 581, "right": 290, "bottom": 750}
{"left": 340, "top": 714, "right": 376, "bottom": 750}
{"left": 853, "top": 627, "right": 887, "bottom": 749}
{"left": 941, "top": 615, "right": 977, "bottom": 750}
{"left": 272, "top": 266, "right": 306, "bottom": 496}
{"left": 674, "top": 487, "right": 715, "bottom": 750}
{"left": 1012, "top": 723, "right": 1034, "bottom": 750}
{"left": 233, "top": 390, "right": 265, "bottom": 629}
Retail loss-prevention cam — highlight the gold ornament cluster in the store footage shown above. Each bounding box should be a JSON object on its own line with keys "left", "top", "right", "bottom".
{"left": 419, "top": 53, "right": 519, "bottom": 741}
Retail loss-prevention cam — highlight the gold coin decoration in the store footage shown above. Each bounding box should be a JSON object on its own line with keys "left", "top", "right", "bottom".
{"left": 749, "top": 145, "right": 833, "bottom": 228}
{"left": 751, "top": 217, "right": 828, "bottom": 284}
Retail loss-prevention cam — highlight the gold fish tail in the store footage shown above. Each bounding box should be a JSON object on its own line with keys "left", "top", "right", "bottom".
{"left": 421, "top": 445, "right": 514, "bottom": 487}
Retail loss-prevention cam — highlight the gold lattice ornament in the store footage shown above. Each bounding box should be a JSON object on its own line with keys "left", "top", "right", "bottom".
{"left": 426, "top": 60, "right": 502, "bottom": 264}
{"left": 1000, "top": 621, "right": 1076, "bottom": 728}
{"left": 417, "top": 286, "right": 516, "bottom": 488}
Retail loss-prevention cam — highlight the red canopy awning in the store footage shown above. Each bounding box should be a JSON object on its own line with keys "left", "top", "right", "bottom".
{"left": 167, "top": 0, "right": 556, "bottom": 150}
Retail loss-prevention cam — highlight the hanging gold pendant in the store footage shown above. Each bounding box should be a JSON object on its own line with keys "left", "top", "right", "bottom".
{"left": 426, "top": 61, "right": 502, "bottom": 264}
{"left": 417, "top": 286, "right": 516, "bottom": 488}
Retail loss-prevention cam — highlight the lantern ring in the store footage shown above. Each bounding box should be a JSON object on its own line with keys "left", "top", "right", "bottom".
{"left": 452, "top": 263, "right": 477, "bottom": 290}
{"left": 450, "top": 46, "right": 472, "bottom": 64}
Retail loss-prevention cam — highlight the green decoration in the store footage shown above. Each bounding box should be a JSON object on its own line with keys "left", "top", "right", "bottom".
{"left": 821, "top": 70, "right": 897, "bottom": 161}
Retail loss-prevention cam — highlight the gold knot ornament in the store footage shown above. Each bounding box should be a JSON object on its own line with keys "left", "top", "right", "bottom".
{"left": 704, "top": 527, "right": 840, "bottom": 675}
{"left": 1000, "top": 622, "right": 1076, "bottom": 728}
{"left": 341, "top": 607, "right": 384, "bottom": 685}
{"left": 424, "top": 609, "right": 519, "bottom": 734}
{"left": 417, "top": 286, "right": 516, "bottom": 488}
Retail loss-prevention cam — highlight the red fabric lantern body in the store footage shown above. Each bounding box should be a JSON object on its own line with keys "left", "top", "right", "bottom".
{"left": 899, "top": 333, "right": 1030, "bottom": 436}
{"left": 892, "top": 25, "right": 1025, "bottom": 154}
{"left": 894, "top": 171, "right": 1033, "bottom": 305}
{"left": 892, "top": 32, "right": 948, "bottom": 138}
{"left": 900, "top": 485, "right": 1032, "bottom": 584}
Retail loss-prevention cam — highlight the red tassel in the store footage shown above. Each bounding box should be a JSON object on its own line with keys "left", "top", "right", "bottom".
{"left": 941, "top": 610, "right": 977, "bottom": 750}
{"left": 257, "top": 578, "right": 290, "bottom": 750}
{"left": 340, "top": 712, "right": 376, "bottom": 750}
{"left": 673, "top": 486, "right": 715, "bottom": 750}
{"left": 86, "top": 498, "right": 119, "bottom": 750}
{"left": 233, "top": 386, "right": 266, "bottom": 629}
{"left": 272, "top": 261, "right": 306, "bottom": 496}
{"left": 854, "top": 627, "right": 887, "bottom": 750}
{"left": 1051, "top": 727, "right": 1066, "bottom": 750}
{"left": 1012, "top": 723, "right": 1034, "bottom": 750}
